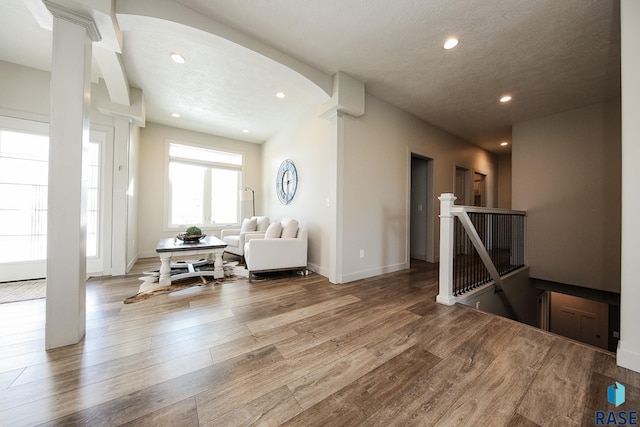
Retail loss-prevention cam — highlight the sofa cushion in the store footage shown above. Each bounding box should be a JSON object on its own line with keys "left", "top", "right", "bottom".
{"left": 281, "top": 218, "right": 299, "bottom": 238}
{"left": 240, "top": 217, "right": 257, "bottom": 233}
{"left": 253, "top": 216, "right": 270, "bottom": 232}
{"left": 223, "top": 235, "right": 240, "bottom": 248}
{"left": 265, "top": 222, "right": 283, "bottom": 238}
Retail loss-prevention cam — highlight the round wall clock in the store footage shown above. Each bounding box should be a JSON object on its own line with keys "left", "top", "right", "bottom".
{"left": 276, "top": 159, "right": 298, "bottom": 205}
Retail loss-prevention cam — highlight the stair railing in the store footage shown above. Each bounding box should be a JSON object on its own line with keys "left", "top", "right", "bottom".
{"left": 437, "top": 193, "right": 526, "bottom": 314}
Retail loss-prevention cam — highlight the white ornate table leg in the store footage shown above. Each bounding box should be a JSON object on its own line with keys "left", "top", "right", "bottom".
{"left": 213, "top": 248, "right": 224, "bottom": 279}
{"left": 159, "top": 252, "right": 172, "bottom": 286}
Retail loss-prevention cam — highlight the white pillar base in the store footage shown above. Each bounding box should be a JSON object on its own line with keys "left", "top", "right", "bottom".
{"left": 618, "top": 345, "right": 640, "bottom": 373}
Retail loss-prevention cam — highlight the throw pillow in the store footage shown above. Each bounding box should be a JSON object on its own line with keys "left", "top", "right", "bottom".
{"left": 253, "top": 216, "right": 270, "bottom": 232}
{"left": 240, "top": 217, "right": 257, "bottom": 233}
{"left": 265, "top": 222, "right": 283, "bottom": 238}
{"left": 281, "top": 218, "right": 299, "bottom": 238}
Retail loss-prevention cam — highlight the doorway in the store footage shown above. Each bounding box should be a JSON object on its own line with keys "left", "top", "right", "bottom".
{"left": 0, "top": 118, "right": 114, "bottom": 282}
{"left": 455, "top": 166, "right": 469, "bottom": 205}
{"left": 410, "top": 155, "right": 434, "bottom": 262}
{"left": 473, "top": 172, "right": 487, "bottom": 207}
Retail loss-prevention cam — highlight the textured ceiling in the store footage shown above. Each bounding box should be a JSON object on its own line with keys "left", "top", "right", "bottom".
{"left": 116, "top": 14, "right": 328, "bottom": 143}
{"left": 176, "top": 0, "right": 621, "bottom": 152}
{"left": 0, "top": 0, "right": 620, "bottom": 153}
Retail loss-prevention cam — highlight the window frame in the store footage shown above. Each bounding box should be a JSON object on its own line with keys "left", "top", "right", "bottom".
{"left": 163, "top": 139, "right": 244, "bottom": 232}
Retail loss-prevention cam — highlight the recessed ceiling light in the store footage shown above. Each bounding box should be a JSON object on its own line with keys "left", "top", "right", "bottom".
{"left": 500, "top": 141, "right": 509, "bottom": 146}
{"left": 242, "top": 129, "right": 250, "bottom": 133}
{"left": 276, "top": 91, "right": 286, "bottom": 99}
{"left": 171, "top": 113, "right": 180, "bottom": 118}
{"left": 500, "top": 95, "right": 512, "bottom": 103}
{"left": 170, "top": 53, "right": 185, "bottom": 64}
{"left": 443, "top": 38, "right": 459, "bottom": 50}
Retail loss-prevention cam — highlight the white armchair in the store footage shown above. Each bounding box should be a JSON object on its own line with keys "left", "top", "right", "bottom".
{"left": 221, "top": 216, "right": 269, "bottom": 263}
{"left": 244, "top": 219, "right": 308, "bottom": 281}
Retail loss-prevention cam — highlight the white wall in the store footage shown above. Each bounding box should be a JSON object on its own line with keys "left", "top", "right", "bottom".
{"left": 137, "top": 122, "right": 263, "bottom": 257}
{"left": 512, "top": 101, "right": 621, "bottom": 293}
{"left": 618, "top": 0, "right": 640, "bottom": 373}
{"left": 262, "top": 105, "right": 335, "bottom": 277}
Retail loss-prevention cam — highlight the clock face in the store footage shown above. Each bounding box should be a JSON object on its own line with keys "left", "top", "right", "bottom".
{"left": 276, "top": 159, "right": 298, "bottom": 204}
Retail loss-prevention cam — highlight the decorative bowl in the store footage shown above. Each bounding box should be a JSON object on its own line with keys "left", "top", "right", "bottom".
{"left": 176, "top": 233, "right": 206, "bottom": 243}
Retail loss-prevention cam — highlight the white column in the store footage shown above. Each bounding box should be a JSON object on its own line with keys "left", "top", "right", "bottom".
{"left": 326, "top": 109, "right": 343, "bottom": 284}
{"left": 618, "top": 0, "right": 640, "bottom": 373}
{"left": 436, "top": 193, "right": 457, "bottom": 305}
{"left": 111, "top": 116, "right": 131, "bottom": 275}
{"left": 44, "top": 2, "right": 100, "bottom": 350}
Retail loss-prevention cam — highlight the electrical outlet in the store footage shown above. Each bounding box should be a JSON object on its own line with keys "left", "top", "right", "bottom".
{"left": 359, "top": 249, "right": 365, "bottom": 259}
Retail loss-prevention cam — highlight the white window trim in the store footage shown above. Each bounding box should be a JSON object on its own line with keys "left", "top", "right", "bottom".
{"left": 163, "top": 139, "right": 245, "bottom": 232}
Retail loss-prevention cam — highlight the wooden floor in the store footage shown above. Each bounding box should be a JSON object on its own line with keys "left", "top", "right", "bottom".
{"left": 0, "top": 259, "right": 638, "bottom": 426}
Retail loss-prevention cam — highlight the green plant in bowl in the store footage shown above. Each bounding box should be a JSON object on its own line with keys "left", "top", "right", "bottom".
{"left": 185, "top": 226, "right": 202, "bottom": 236}
{"left": 178, "top": 226, "right": 205, "bottom": 242}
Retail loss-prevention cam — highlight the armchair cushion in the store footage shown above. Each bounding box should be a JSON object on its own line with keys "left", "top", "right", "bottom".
{"left": 265, "top": 222, "right": 283, "bottom": 238}
{"left": 240, "top": 217, "right": 257, "bottom": 233}
{"left": 224, "top": 235, "right": 240, "bottom": 248}
{"left": 281, "top": 218, "right": 299, "bottom": 238}
{"left": 254, "top": 216, "right": 270, "bottom": 232}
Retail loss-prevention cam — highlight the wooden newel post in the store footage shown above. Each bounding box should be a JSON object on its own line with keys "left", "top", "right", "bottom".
{"left": 437, "top": 193, "right": 457, "bottom": 305}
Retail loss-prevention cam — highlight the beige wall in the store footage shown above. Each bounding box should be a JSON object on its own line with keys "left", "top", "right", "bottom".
{"left": 262, "top": 105, "right": 335, "bottom": 277}
{"left": 136, "top": 122, "right": 263, "bottom": 257}
{"left": 339, "top": 94, "right": 497, "bottom": 282}
{"left": 262, "top": 92, "right": 497, "bottom": 283}
{"left": 512, "top": 100, "right": 621, "bottom": 292}
{"left": 0, "top": 60, "right": 50, "bottom": 118}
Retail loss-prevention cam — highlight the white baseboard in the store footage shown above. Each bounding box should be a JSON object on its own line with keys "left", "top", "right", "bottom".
{"left": 617, "top": 344, "right": 640, "bottom": 374}
{"left": 306, "top": 262, "right": 328, "bottom": 278}
{"left": 126, "top": 255, "right": 139, "bottom": 273}
{"left": 340, "top": 262, "right": 409, "bottom": 284}
{"left": 139, "top": 251, "right": 157, "bottom": 259}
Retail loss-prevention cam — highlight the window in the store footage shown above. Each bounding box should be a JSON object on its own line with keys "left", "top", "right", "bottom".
{"left": 0, "top": 128, "right": 49, "bottom": 262}
{"left": 0, "top": 120, "right": 101, "bottom": 264}
{"left": 167, "top": 141, "right": 242, "bottom": 229}
{"left": 84, "top": 140, "right": 100, "bottom": 257}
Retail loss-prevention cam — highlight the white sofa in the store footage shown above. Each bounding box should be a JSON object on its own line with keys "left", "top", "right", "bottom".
{"left": 221, "top": 216, "right": 269, "bottom": 263}
{"left": 244, "top": 219, "right": 308, "bottom": 281}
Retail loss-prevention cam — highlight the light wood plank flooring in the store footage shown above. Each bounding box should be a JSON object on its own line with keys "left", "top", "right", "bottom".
{"left": 0, "top": 259, "right": 638, "bottom": 426}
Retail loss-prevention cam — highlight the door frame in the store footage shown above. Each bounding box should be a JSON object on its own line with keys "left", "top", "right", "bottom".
{"left": 408, "top": 152, "right": 435, "bottom": 263}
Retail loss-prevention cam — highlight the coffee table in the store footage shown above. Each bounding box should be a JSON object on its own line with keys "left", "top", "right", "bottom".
{"left": 155, "top": 236, "right": 227, "bottom": 286}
